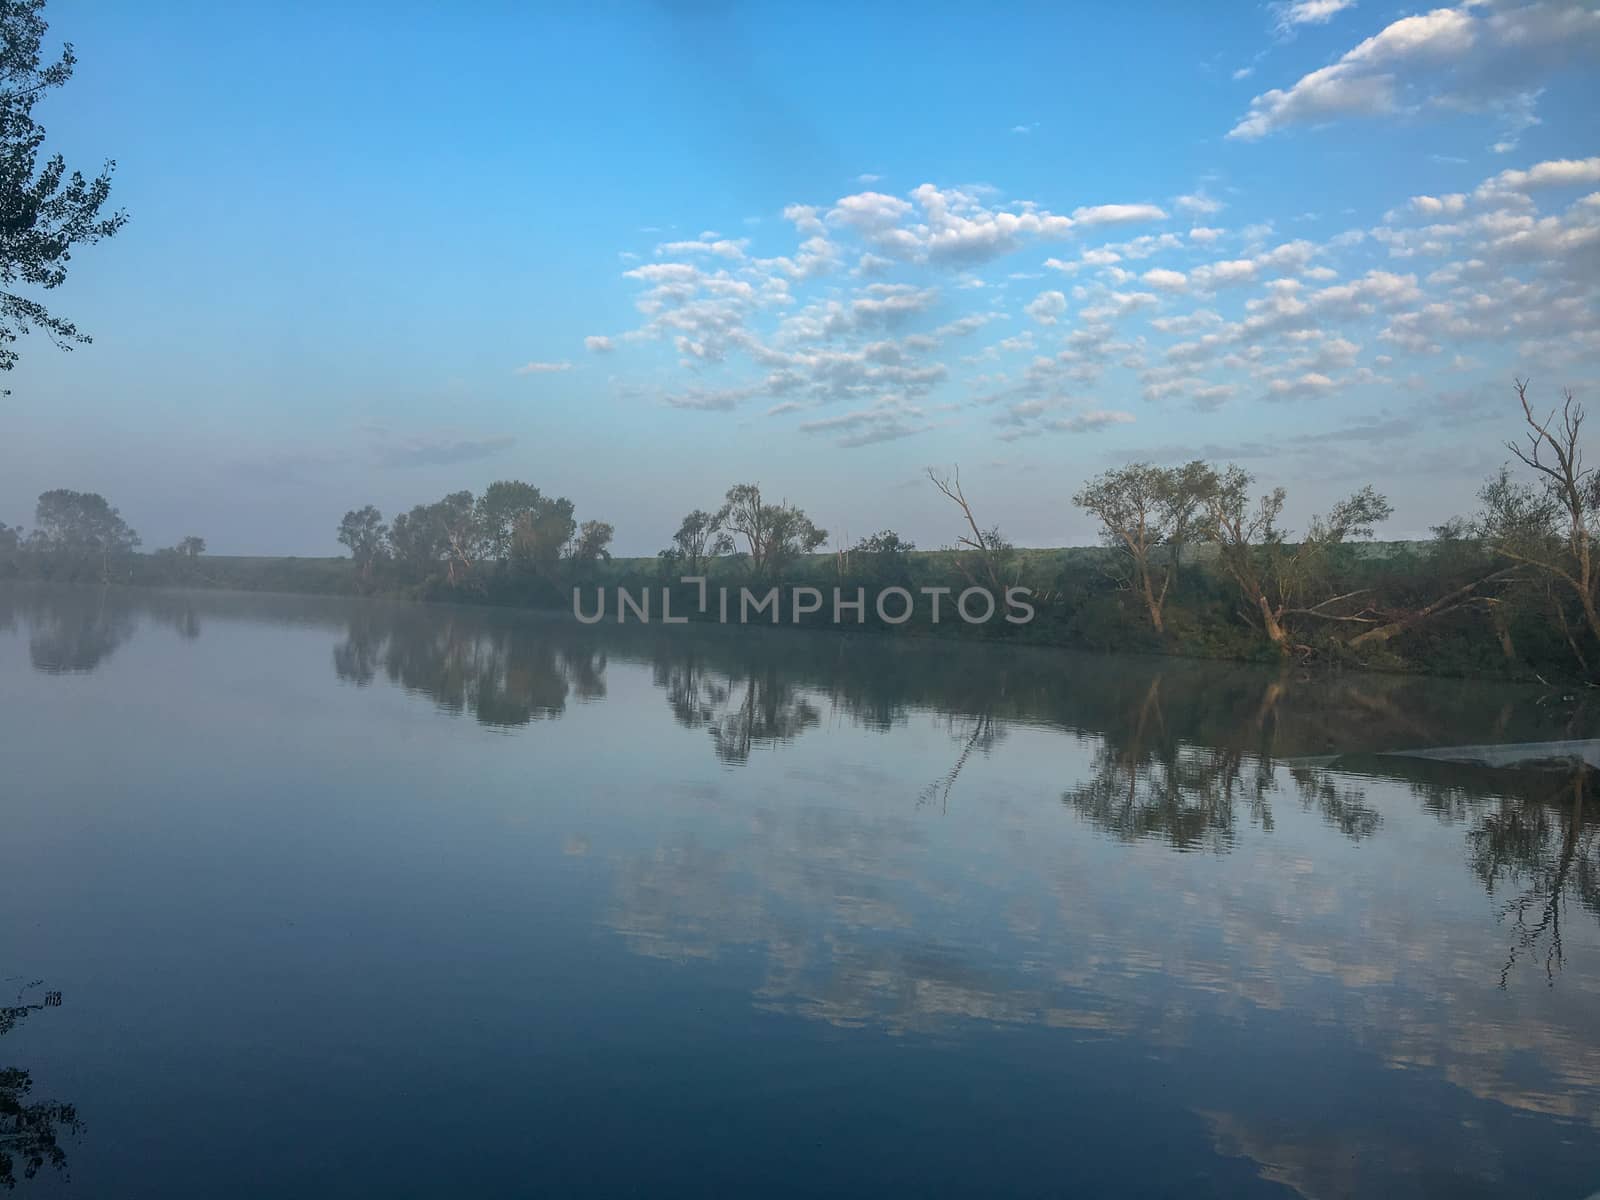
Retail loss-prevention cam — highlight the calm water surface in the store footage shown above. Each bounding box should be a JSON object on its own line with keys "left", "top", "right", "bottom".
{"left": 2, "top": 584, "right": 1598, "bottom": 1199}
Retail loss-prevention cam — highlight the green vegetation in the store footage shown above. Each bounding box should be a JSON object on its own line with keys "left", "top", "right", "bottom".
{"left": 2, "top": 383, "right": 1596, "bottom": 683}
{"left": 0, "top": 0, "right": 126, "bottom": 388}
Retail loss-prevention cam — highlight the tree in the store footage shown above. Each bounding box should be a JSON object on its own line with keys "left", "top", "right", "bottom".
{"left": 719, "top": 483, "right": 826, "bottom": 579}
{"left": 1477, "top": 381, "right": 1599, "bottom": 658}
{"left": 849, "top": 529, "right": 916, "bottom": 585}
{"left": 927, "top": 466, "right": 1013, "bottom": 593}
{"left": 0, "top": 0, "right": 127, "bottom": 388}
{"left": 664, "top": 508, "right": 731, "bottom": 575}
{"left": 475, "top": 480, "right": 545, "bottom": 563}
{"left": 510, "top": 494, "right": 575, "bottom": 571}
{"left": 434, "top": 491, "right": 479, "bottom": 584}
{"left": 1199, "top": 466, "right": 1392, "bottom": 654}
{"left": 569, "top": 519, "right": 614, "bottom": 562}
{"left": 336, "top": 506, "right": 386, "bottom": 580}
{"left": 176, "top": 535, "right": 205, "bottom": 558}
{"left": 31, "top": 488, "right": 137, "bottom": 578}
{"left": 386, "top": 506, "right": 445, "bottom": 580}
{"left": 1073, "top": 461, "right": 1209, "bottom": 634}
{"left": 1346, "top": 518, "right": 1522, "bottom": 652}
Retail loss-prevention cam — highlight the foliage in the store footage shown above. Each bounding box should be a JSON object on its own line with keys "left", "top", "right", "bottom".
{"left": 336, "top": 506, "right": 386, "bottom": 580}
{"left": 0, "top": 0, "right": 126, "bottom": 387}
{"left": 717, "top": 482, "right": 826, "bottom": 580}
{"left": 1073, "top": 460, "right": 1209, "bottom": 633}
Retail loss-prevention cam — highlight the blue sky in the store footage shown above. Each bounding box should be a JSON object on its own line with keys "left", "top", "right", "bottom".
{"left": 3, "top": 0, "right": 1597, "bottom": 554}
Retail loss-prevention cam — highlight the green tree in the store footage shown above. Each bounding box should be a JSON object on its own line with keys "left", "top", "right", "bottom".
{"left": 569, "top": 519, "right": 614, "bottom": 562}
{"left": 849, "top": 529, "right": 915, "bottom": 586}
{"left": 0, "top": 0, "right": 127, "bottom": 387}
{"left": 719, "top": 483, "right": 826, "bottom": 580}
{"left": 176, "top": 535, "right": 205, "bottom": 558}
{"left": 1073, "top": 461, "right": 1209, "bottom": 634}
{"left": 663, "top": 508, "right": 732, "bottom": 576}
{"left": 336, "top": 505, "right": 386, "bottom": 580}
{"left": 31, "top": 487, "right": 137, "bottom": 578}
{"left": 386, "top": 505, "right": 446, "bottom": 580}
{"left": 475, "top": 480, "right": 545, "bottom": 563}
{"left": 1199, "top": 466, "right": 1392, "bottom": 654}
{"left": 434, "top": 491, "right": 479, "bottom": 584}
{"left": 510, "top": 494, "right": 575, "bottom": 571}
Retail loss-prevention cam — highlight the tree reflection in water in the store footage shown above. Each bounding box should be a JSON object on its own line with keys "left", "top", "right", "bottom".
{"left": 331, "top": 607, "right": 607, "bottom": 728}
{"left": 10, "top": 585, "right": 1600, "bottom": 988}
{"left": 1060, "top": 673, "right": 1389, "bottom": 851}
{"left": 1395, "top": 758, "right": 1600, "bottom": 986}
{"left": 2, "top": 586, "right": 200, "bottom": 674}
{"left": 0, "top": 984, "right": 79, "bottom": 1191}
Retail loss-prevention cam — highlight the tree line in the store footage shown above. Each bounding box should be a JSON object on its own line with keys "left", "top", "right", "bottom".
{"left": 333, "top": 481, "right": 615, "bottom": 597}
{"left": 1, "top": 382, "right": 1595, "bottom": 681}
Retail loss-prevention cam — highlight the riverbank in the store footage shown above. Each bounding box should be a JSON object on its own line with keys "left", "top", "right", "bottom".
{"left": 1, "top": 538, "right": 1579, "bottom": 685}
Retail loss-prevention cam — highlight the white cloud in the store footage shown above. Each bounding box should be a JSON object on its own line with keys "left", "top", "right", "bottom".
{"left": 602, "top": 157, "right": 1599, "bottom": 468}
{"left": 1409, "top": 193, "right": 1467, "bottom": 216}
{"left": 1025, "top": 290, "right": 1068, "bottom": 325}
{"left": 1265, "top": 371, "right": 1340, "bottom": 401}
{"left": 1272, "top": 0, "right": 1356, "bottom": 33}
{"left": 1142, "top": 268, "right": 1189, "bottom": 292}
{"left": 657, "top": 235, "right": 749, "bottom": 260}
{"left": 515, "top": 361, "right": 573, "bottom": 375}
{"left": 1175, "top": 192, "right": 1224, "bottom": 216}
{"left": 583, "top": 336, "right": 614, "bottom": 354}
{"left": 829, "top": 191, "right": 915, "bottom": 233}
{"left": 1071, "top": 203, "right": 1168, "bottom": 227}
{"left": 1229, "top": 2, "right": 1600, "bottom": 141}
{"left": 782, "top": 204, "right": 825, "bottom": 235}
{"left": 1475, "top": 156, "right": 1600, "bottom": 199}
{"left": 1190, "top": 258, "right": 1261, "bottom": 290}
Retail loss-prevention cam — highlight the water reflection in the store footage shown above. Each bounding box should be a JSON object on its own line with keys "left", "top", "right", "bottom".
{"left": 1378, "top": 756, "right": 1600, "bottom": 986}
{"left": 653, "top": 653, "right": 822, "bottom": 764}
{"left": 0, "top": 983, "right": 79, "bottom": 1190}
{"left": 9, "top": 584, "right": 1600, "bottom": 1197}
{"left": 331, "top": 606, "right": 606, "bottom": 727}
{"left": 1, "top": 587, "right": 199, "bottom": 674}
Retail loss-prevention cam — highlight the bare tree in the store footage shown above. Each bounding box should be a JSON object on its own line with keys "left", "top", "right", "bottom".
{"left": 927, "top": 466, "right": 1014, "bottom": 593}
{"left": 1478, "top": 381, "right": 1599, "bottom": 651}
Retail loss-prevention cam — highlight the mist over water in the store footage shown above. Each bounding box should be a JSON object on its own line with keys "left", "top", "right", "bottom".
{"left": 2, "top": 584, "right": 1598, "bottom": 1198}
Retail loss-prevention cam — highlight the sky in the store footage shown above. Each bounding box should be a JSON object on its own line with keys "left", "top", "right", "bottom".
{"left": 2, "top": 0, "right": 1598, "bottom": 556}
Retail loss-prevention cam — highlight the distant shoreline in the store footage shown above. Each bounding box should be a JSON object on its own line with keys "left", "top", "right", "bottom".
{"left": 0, "top": 538, "right": 1571, "bottom": 687}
